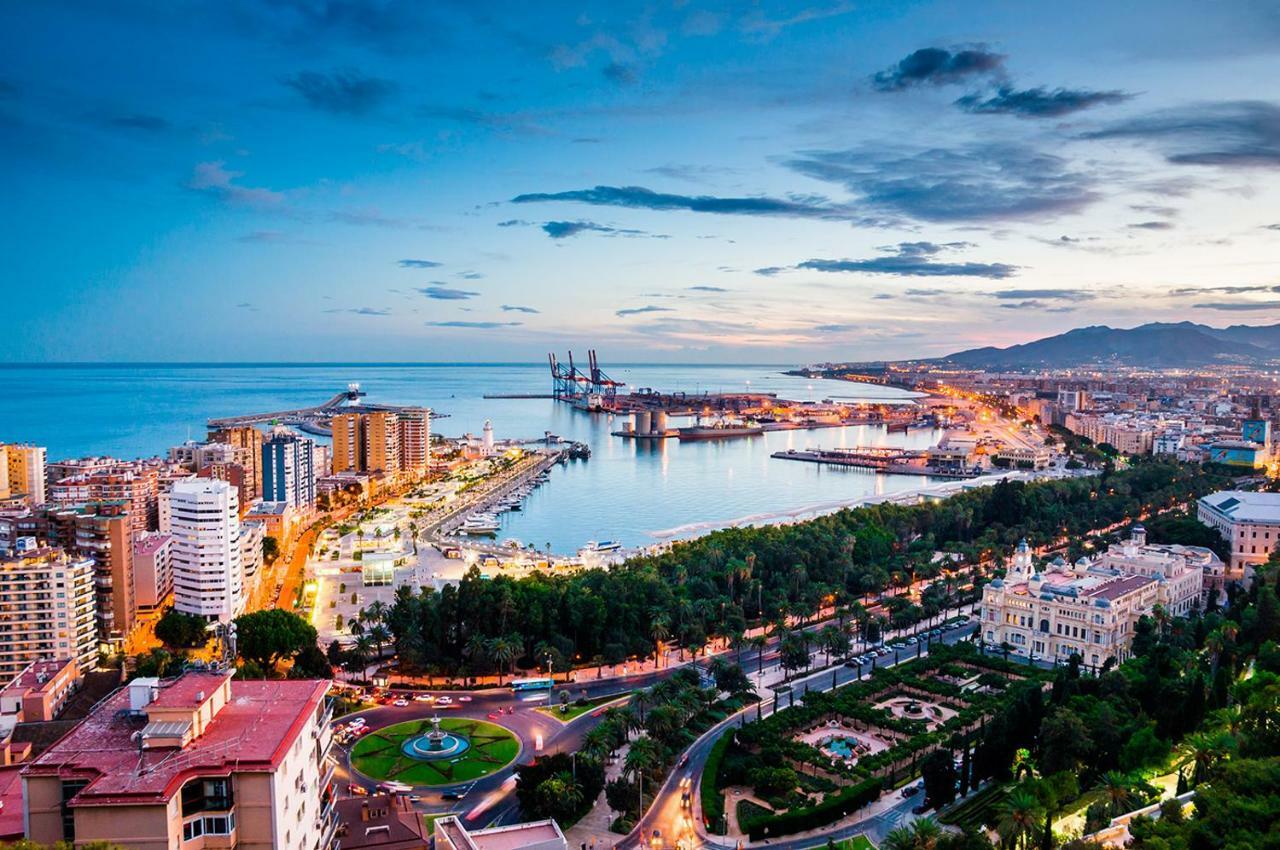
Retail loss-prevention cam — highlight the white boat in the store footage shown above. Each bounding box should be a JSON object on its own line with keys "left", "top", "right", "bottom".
{"left": 580, "top": 540, "right": 623, "bottom": 554}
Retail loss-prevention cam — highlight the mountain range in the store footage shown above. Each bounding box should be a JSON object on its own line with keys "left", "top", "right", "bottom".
{"left": 943, "top": 322, "right": 1280, "bottom": 369}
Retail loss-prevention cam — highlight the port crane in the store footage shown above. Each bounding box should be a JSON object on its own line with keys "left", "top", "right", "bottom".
{"left": 548, "top": 349, "right": 622, "bottom": 402}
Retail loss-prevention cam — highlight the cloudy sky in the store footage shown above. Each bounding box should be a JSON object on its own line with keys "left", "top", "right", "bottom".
{"left": 5, "top": 0, "right": 1280, "bottom": 362}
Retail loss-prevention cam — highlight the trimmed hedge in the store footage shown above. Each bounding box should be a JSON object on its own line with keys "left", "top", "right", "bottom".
{"left": 744, "top": 777, "right": 883, "bottom": 840}
{"left": 701, "top": 729, "right": 733, "bottom": 832}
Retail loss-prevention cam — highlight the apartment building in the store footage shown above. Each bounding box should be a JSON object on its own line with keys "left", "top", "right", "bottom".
{"left": 22, "top": 670, "right": 337, "bottom": 850}
{"left": 207, "top": 426, "right": 265, "bottom": 502}
{"left": 0, "top": 443, "right": 47, "bottom": 506}
{"left": 261, "top": 427, "right": 317, "bottom": 510}
{"left": 167, "top": 479, "right": 243, "bottom": 622}
{"left": 0, "top": 539, "right": 96, "bottom": 679}
{"left": 332, "top": 410, "right": 429, "bottom": 482}
{"left": 133, "top": 532, "right": 173, "bottom": 612}
{"left": 49, "top": 466, "right": 159, "bottom": 535}
{"left": 73, "top": 501, "right": 136, "bottom": 643}
{"left": 1197, "top": 489, "right": 1280, "bottom": 580}
{"left": 980, "top": 535, "right": 1204, "bottom": 668}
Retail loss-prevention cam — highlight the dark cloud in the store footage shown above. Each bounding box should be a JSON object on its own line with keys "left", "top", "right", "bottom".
{"left": 283, "top": 69, "right": 396, "bottom": 114}
{"left": 513, "top": 185, "right": 858, "bottom": 221}
{"left": 1127, "top": 220, "right": 1175, "bottom": 230}
{"left": 688, "top": 285, "right": 728, "bottom": 292}
{"left": 872, "top": 47, "right": 1005, "bottom": 92}
{"left": 797, "top": 242, "right": 1018, "bottom": 279}
{"left": 956, "top": 86, "right": 1132, "bottom": 118}
{"left": 602, "top": 62, "right": 638, "bottom": 85}
{"left": 416, "top": 285, "right": 479, "bottom": 300}
{"left": 1193, "top": 300, "right": 1280, "bottom": 311}
{"left": 456, "top": 271, "right": 485, "bottom": 279}
{"left": 419, "top": 105, "right": 544, "bottom": 135}
{"left": 990, "top": 289, "right": 1094, "bottom": 301}
{"left": 325, "top": 306, "right": 391, "bottom": 316}
{"left": 813, "top": 323, "right": 858, "bottom": 333}
{"left": 1262, "top": 224, "right": 1280, "bottom": 231}
{"left": 541, "top": 220, "right": 657, "bottom": 239}
{"left": 753, "top": 266, "right": 786, "bottom": 277}
{"left": 501, "top": 304, "right": 540, "bottom": 314}
{"left": 1082, "top": 101, "right": 1280, "bottom": 167}
{"left": 904, "top": 288, "right": 947, "bottom": 296}
{"left": 497, "top": 219, "right": 528, "bottom": 227}
{"left": 398, "top": 258, "right": 442, "bottom": 268}
{"left": 1171, "top": 285, "right": 1280, "bottom": 295}
{"left": 426, "top": 320, "right": 522, "bottom": 328}
{"left": 616, "top": 305, "right": 674, "bottom": 317}
{"left": 103, "top": 113, "right": 171, "bottom": 132}
{"left": 785, "top": 143, "right": 1097, "bottom": 222}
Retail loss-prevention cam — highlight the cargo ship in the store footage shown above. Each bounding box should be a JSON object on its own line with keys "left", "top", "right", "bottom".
{"left": 677, "top": 418, "right": 765, "bottom": 441}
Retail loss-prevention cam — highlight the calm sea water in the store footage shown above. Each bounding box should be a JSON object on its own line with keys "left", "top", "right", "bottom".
{"left": 1, "top": 363, "right": 938, "bottom": 551}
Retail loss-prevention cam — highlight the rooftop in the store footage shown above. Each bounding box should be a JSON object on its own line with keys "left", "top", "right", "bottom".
{"left": 1200, "top": 490, "right": 1280, "bottom": 524}
{"left": 23, "top": 673, "right": 328, "bottom": 806}
{"left": 132, "top": 532, "right": 171, "bottom": 556}
{"left": 334, "top": 794, "right": 429, "bottom": 850}
{"left": 0, "top": 658, "right": 77, "bottom": 701}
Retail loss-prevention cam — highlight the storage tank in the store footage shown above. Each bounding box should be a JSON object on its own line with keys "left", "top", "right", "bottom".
{"left": 652, "top": 410, "right": 668, "bottom": 434}
{"left": 621, "top": 420, "right": 634, "bottom": 434}
{"left": 634, "top": 411, "right": 652, "bottom": 436}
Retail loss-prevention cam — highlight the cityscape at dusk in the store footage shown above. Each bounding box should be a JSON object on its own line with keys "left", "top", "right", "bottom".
{"left": 5, "top": 4, "right": 1280, "bottom": 850}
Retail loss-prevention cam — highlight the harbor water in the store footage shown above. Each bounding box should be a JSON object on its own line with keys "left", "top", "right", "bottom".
{"left": 2, "top": 363, "right": 941, "bottom": 552}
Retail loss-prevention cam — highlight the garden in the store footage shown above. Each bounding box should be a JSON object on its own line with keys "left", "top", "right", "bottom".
{"left": 349, "top": 717, "right": 519, "bottom": 786}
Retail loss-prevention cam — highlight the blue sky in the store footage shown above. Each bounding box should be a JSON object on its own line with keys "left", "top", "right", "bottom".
{"left": 5, "top": 0, "right": 1280, "bottom": 362}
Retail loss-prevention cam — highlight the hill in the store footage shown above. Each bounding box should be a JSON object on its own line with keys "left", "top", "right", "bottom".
{"left": 943, "top": 321, "right": 1280, "bottom": 368}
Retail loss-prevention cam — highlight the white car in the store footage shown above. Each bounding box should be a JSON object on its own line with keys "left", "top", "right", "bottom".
{"left": 436, "top": 696, "right": 454, "bottom": 706}
{"left": 413, "top": 694, "right": 435, "bottom": 703}
{"left": 457, "top": 696, "right": 472, "bottom": 702}
{"left": 393, "top": 699, "right": 409, "bottom": 707}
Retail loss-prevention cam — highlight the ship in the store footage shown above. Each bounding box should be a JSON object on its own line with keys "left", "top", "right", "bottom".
{"left": 677, "top": 418, "right": 765, "bottom": 441}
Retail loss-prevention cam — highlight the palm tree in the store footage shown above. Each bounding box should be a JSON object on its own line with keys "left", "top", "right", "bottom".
{"left": 582, "top": 725, "right": 615, "bottom": 763}
{"left": 883, "top": 818, "right": 943, "bottom": 850}
{"left": 997, "top": 788, "right": 1042, "bottom": 850}
{"left": 1177, "top": 730, "right": 1235, "bottom": 785}
{"left": 750, "top": 635, "right": 768, "bottom": 676}
{"left": 488, "top": 637, "right": 518, "bottom": 686}
{"left": 365, "top": 600, "right": 390, "bottom": 624}
{"left": 346, "top": 635, "right": 374, "bottom": 677}
{"left": 368, "top": 623, "right": 391, "bottom": 659}
{"left": 649, "top": 614, "right": 671, "bottom": 669}
{"left": 463, "top": 634, "right": 490, "bottom": 673}
{"left": 624, "top": 736, "right": 661, "bottom": 812}
{"left": 1097, "top": 772, "right": 1140, "bottom": 818}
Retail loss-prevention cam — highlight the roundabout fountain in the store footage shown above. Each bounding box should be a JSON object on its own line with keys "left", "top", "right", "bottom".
{"left": 401, "top": 716, "right": 471, "bottom": 760}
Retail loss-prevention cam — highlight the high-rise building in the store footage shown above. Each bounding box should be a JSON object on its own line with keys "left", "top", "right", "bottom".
{"left": 1, "top": 443, "right": 47, "bottom": 506}
{"left": 397, "top": 407, "right": 432, "bottom": 478}
{"left": 48, "top": 466, "right": 159, "bottom": 534}
{"left": 332, "top": 412, "right": 398, "bottom": 475}
{"left": 72, "top": 502, "right": 136, "bottom": 643}
{"left": 207, "top": 425, "right": 265, "bottom": 501}
{"left": 167, "top": 479, "right": 243, "bottom": 622}
{"left": 239, "top": 519, "right": 264, "bottom": 589}
{"left": 22, "top": 671, "right": 336, "bottom": 850}
{"left": 132, "top": 532, "right": 172, "bottom": 612}
{"left": 261, "top": 427, "right": 317, "bottom": 509}
{"left": 0, "top": 539, "right": 96, "bottom": 678}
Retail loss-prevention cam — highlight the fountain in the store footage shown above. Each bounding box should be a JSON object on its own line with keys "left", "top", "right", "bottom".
{"left": 401, "top": 716, "right": 471, "bottom": 761}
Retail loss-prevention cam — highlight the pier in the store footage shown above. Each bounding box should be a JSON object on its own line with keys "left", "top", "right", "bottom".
{"left": 772, "top": 446, "right": 975, "bottom": 478}
{"left": 206, "top": 383, "right": 447, "bottom": 431}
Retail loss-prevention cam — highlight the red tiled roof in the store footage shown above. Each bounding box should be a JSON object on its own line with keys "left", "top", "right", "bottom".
{"left": 0, "top": 766, "right": 24, "bottom": 839}
{"left": 23, "top": 676, "right": 328, "bottom": 806}
{"left": 1086, "top": 574, "right": 1155, "bottom": 601}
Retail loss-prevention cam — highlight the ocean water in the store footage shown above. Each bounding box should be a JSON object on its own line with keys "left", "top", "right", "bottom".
{"left": 1, "top": 363, "right": 938, "bottom": 551}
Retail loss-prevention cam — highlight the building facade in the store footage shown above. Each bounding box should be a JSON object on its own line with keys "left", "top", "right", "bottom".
{"left": 132, "top": 532, "right": 173, "bottom": 612}
{"left": 0, "top": 444, "right": 46, "bottom": 506}
{"left": 261, "top": 427, "right": 317, "bottom": 510}
{"left": 1197, "top": 489, "right": 1280, "bottom": 580}
{"left": 22, "top": 671, "right": 336, "bottom": 850}
{"left": 207, "top": 426, "right": 265, "bottom": 502}
{"left": 0, "top": 539, "right": 96, "bottom": 679}
{"left": 166, "top": 479, "right": 243, "bottom": 622}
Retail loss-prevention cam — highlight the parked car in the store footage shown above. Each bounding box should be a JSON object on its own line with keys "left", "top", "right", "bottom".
{"left": 393, "top": 698, "right": 409, "bottom": 707}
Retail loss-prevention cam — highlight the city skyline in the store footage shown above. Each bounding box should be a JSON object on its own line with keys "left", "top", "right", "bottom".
{"left": 6, "top": 1, "right": 1280, "bottom": 362}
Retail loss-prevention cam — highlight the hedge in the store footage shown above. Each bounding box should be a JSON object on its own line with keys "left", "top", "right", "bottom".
{"left": 744, "top": 777, "right": 883, "bottom": 840}
{"left": 701, "top": 730, "right": 733, "bottom": 832}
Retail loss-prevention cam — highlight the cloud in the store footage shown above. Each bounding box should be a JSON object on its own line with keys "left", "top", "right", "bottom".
{"left": 813, "top": 323, "right": 858, "bottom": 333}
{"left": 616, "top": 305, "right": 674, "bottom": 317}
{"left": 325, "top": 307, "right": 391, "bottom": 316}
{"left": 1193, "top": 300, "right": 1280, "bottom": 311}
{"left": 688, "top": 285, "right": 728, "bottom": 292}
{"left": 541, "top": 220, "right": 656, "bottom": 238}
{"left": 602, "top": 62, "right": 637, "bottom": 85}
{"left": 513, "top": 185, "right": 858, "bottom": 221}
{"left": 104, "top": 113, "right": 171, "bottom": 132}
{"left": 426, "top": 320, "right": 522, "bottom": 328}
{"left": 283, "top": 68, "right": 396, "bottom": 114}
{"left": 905, "top": 288, "right": 947, "bottom": 296}
{"left": 872, "top": 47, "right": 1005, "bottom": 92}
{"left": 501, "top": 304, "right": 540, "bottom": 314}
{"left": 497, "top": 219, "right": 528, "bottom": 227}
{"left": 785, "top": 143, "right": 1096, "bottom": 222}
{"left": 186, "top": 161, "right": 284, "bottom": 208}
{"left": 990, "top": 289, "right": 1095, "bottom": 301}
{"left": 456, "top": 271, "right": 485, "bottom": 279}
{"left": 754, "top": 266, "right": 786, "bottom": 277}
{"left": 236, "top": 230, "right": 315, "bottom": 244}
{"left": 1082, "top": 101, "right": 1280, "bottom": 167}
{"left": 328, "top": 208, "right": 427, "bottom": 229}
{"left": 956, "top": 86, "right": 1132, "bottom": 118}
{"left": 416, "top": 286, "right": 479, "bottom": 300}
{"left": 1127, "top": 220, "right": 1175, "bottom": 230}
{"left": 1170, "top": 285, "right": 1280, "bottom": 295}
{"left": 1262, "top": 224, "right": 1280, "bottom": 231}
{"left": 796, "top": 242, "right": 1018, "bottom": 279}
{"left": 398, "top": 259, "right": 442, "bottom": 268}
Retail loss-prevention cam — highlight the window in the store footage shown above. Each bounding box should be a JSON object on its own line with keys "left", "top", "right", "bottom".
{"left": 183, "top": 818, "right": 204, "bottom": 841}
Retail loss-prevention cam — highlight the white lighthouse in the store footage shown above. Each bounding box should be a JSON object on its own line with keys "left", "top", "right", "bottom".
{"left": 482, "top": 419, "right": 495, "bottom": 456}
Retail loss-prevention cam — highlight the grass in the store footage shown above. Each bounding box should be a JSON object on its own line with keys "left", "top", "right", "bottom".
{"left": 938, "top": 782, "right": 1008, "bottom": 830}
{"left": 833, "top": 837, "right": 876, "bottom": 850}
{"left": 535, "top": 691, "right": 630, "bottom": 722}
{"left": 350, "top": 717, "right": 519, "bottom": 787}
{"left": 737, "top": 799, "right": 773, "bottom": 825}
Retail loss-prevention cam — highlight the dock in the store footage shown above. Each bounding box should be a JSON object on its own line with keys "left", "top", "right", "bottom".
{"left": 772, "top": 447, "right": 975, "bottom": 478}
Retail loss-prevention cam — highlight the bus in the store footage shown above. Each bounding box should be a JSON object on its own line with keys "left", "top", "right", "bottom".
{"left": 510, "top": 677, "right": 554, "bottom": 693}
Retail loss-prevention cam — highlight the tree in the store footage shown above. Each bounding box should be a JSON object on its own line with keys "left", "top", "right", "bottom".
{"left": 921, "top": 748, "right": 958, "bottom": 808}
{"left": 289, "top": 643, "right": 332, "bottom": 678}
{"left": 233, "top": 609, "right": 318, "bottom": 674}
{"left": 154, "top": 609, "right": 209, "bottom": 649}
{"left": 262, "top": 535, "right": 280, "bottom": 563}
{"left": 488, "top": 636, "right": 518, "bottom": 685}
{"left": 997, "top": 788, "right": 1043, "bottom": 850}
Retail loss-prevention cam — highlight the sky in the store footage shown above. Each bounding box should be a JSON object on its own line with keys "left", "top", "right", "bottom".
{"left": 4, "top": 0, "right": 1280, "bottom": 363}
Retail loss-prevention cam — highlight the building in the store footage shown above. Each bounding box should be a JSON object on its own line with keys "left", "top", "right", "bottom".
{"left": 167, "top": 479, "right": 243, "bottom": 622}
{"left": 22, "top": 670, "right": 336, "bottom": 850}
{"left": 396, "top": 407, "right": 431, "bottom": 479}
{"left": 332, "top": 410, "right": 429, "bottom": 481}
{"left": 1, "top": 443, "right": 47, "bottom": 506}
{"left": 0, "top": 539, "right": 96, "bottom": 679}
{"left": 243, "top": 500, "right": 298, "bottom": 543}
{"left": 0, "top": 657, "right": 81, "bottom": 734}
{"left": 132, "top": 532, "right": 173, "bottom": 612}
{"left": 261, "top": 427, "right": 318, "bottom": 510}
{"left": 240, "top": 519, "right": 265, "bottom": 590}
{"left": 73, "top": 502, "right": 136, "bottom": 644}
{"left": 432, "top": 814, "right": 565, "bottom": 850}
{"left": 49, "top": 466, "right": 159, "bottom": 534}
{"left": 334, "top": 794, "right": 430, "bottom": 850}
{"left": 1203, "top": 438, "right": 1270, "bottom": 469}
{"left": 1197, "top": 490, "right": 1280, "bottom": 580}
{"left": 208, "top": 425, "right": 265, "bottom": 502}
{"left": 979, "top": 536, "right": 1203, "bottom": 669}
{"left": 1092, "top": 525, "right": 1212, "bottom": 615}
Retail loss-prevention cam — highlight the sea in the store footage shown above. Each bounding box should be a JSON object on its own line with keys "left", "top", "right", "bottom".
{"left": 2, "top": 363, "right": 941, "bottom": 553}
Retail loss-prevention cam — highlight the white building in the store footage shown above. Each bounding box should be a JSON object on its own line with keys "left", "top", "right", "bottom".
{"left": 481, "top": 419, "right": 495, "bottom": 456}
{"left": 131, "top": 531, "right": 173, "bottom": 611}
{"left": 167, "top": 478, "right": 243, "bottom": 622}
{"left": 1197, "top": 490, "right": 1280, "bottom": 582}
{"left": 260, "top": 426, "right": 317, "bottom": 509}
{"left": 0, "top": 538, "right": 96, "bottom": 678}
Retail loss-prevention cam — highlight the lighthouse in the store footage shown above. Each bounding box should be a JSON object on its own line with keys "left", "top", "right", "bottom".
{"left": 482, "top": 419, "right": 495, "bottom": 455}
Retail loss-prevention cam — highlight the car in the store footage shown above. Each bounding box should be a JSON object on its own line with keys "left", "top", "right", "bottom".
{"left": 436, "top": 696, "right": 453, "bottom": 705}
{"left": 487, "top": 712, "right": 500, "bottom": 720}
{"left": 649, "top": 828, "right": 662, "bottom": 848}
{"left": 349, "top": 784, "right": 368, "bottom": 796}
{"left": 457, "top": 696, "right": 472, "bottom": 702}
{"left": 393, "top": 698, "right": 409, "bottom": 707}
{"left": 902, "top": 784, "right": 921, "bottom": 797}
{"left": 912, "top": 803, "right": 931, "bottom": 815}
{"left": 413, "top": 694, "right": 434, "bottom": 703}
{"left": 843, "top": 658, "right": 860, "bottom": 668}
{"left": 905, "top": 636, "right": 918, "bottom": 645}
{"left": 678, "top": 753, "right": 689, "bottom": 768}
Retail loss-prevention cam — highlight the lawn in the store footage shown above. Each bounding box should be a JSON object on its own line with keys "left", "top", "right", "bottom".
{"left": 939, "top": 782, "right": 1008, "bottom": 830}
{"left": 833, "top": 836, "right": 876, "bottom": 850}
{"left": 535, "top": 691, "right": 630, "bottom": 722}
{"left": 350, "top": 717, "right": 519, "bottom": 787}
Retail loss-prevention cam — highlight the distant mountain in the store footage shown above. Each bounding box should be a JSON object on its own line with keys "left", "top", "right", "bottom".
{"left": 943, "top": 321, "right": 1280, "bottom": 369}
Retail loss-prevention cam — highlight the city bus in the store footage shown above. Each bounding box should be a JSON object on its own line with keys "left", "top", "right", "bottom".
{"left": 510, "top": 677, "right": 554, "bottom": 692}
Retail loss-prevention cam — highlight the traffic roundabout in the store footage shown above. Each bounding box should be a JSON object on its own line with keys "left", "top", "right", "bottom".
{"left": 349, "top": 716, "right": 519, "bottom": 787}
